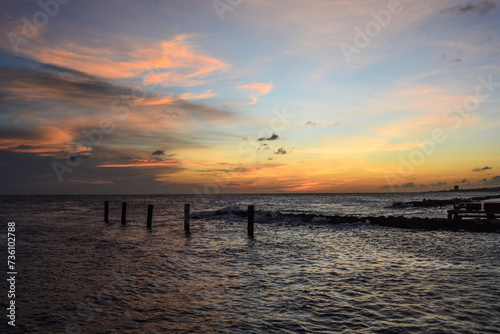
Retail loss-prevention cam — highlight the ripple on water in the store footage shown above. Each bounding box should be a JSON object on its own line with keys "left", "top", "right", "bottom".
{"left": 5, "top": 195, "right": 500, "bottom": 333}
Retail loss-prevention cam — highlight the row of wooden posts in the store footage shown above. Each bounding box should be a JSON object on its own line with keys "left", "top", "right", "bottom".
{"left": 104, "top": 201, "right": 255, "bottom": 238}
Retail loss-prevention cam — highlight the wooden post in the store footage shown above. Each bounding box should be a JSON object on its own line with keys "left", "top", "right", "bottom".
{"left": 184, "top": 204, "right": 190, "bottom": 232}
{"left": 248, "top": 205, "right": 254, "bottom": 238}
{"left": 146, "top": 204, "right": 153, "bottom": 229}
{"left": 121, "top": 202, "right": 127, "bottom": 224}
{"left": 104, "top": 201, "right": 109, "bottom": 223}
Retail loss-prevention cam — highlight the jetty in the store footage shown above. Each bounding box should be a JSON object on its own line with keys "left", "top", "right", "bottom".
{"left": 191, "top": 207, "right": 500, "bottom": 233}
{"left": 447, "top": 202, "right": 500, "bottom": 220}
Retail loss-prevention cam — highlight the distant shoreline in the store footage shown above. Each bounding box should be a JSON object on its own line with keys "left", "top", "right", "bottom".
{"left": 1, "top": 186, "right": 500, "bottom": 196}
{"left": 428, "top": 186, "right": 500, "bottom": 193}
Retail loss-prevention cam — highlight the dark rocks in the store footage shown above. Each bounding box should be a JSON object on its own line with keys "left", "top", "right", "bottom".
{"left": 395, "top": 194, "right": 500, "bottom": 209}
{"left": 192, "top": 207, "right": 500, "bottom": 233}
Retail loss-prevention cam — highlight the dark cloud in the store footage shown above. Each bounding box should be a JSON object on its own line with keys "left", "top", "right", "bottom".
{"left": 69, "top": 153, "right": 90, "bottom": 163}
{"left": 0, "top": 52, "right": 243, "bottom": 193}
{"left": 258, "top": 143, "right": 270, "bottom": 150}
{"left": 0, "top": 120, "right": 45, "bottom": 140}
{"left": 472, "top": 166, "right": 492, "bottom": 172}
{"left": 0, "top": 148, "right": 188, "bottom": 195}
{"left": 478, "top": 175, "right": 500, "bottom": 185}
{"left": 0, "top": 55, "right": 146, "bottom": 103}
{"left": 162, "top": 110, "right": 180, "bottom": 117}
{"left": 441, "top": 1, "right": 496, "bottom": 16}
{"left": 380, "top": 184, "right": 398, "bottom": 189}
{"left": 14, "top": 144, "right": 33, "bottom": 150}
{"left": 274, "top": 147, "right": 287, "bottom": 155}
{"left": 429, "top": 181, "right": 447, "bottom": 187}
{"left": 305, "top": 121, "right": 341, "bottom": 127}
{"left": 152, "top": 150, "right": 165, "bottom": 156}
{"left": 0, "top": 53, "right": 237, "bottom": 122}
{"left": 402, "top": 182, "right": 416, "bottom": 188}
{"left": 195, "top": 166, "right": 256, "bottom": 175}
{"left": 257, "top": 133, "right": 279, "bottom": 141}
{"left": 169, "top": 101, "right": 234, "bottom": 121}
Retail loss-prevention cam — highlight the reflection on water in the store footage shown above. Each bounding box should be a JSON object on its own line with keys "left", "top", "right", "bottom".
{"left": 1, "top": 194, "right": 499, "bottom": 333}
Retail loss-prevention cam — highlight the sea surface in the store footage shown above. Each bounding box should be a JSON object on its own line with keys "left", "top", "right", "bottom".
{"left": 1, "top": 192, "right": 500, "bottom": 333}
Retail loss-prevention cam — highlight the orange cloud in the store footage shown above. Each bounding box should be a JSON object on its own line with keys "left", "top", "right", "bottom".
{"left": 96, "top": 158, "right": 178, "bottom": 168}
{"left": 0, "top": 125, "right": 77, "bottom": 155}
{"left": 23, "top": 35, "right": 229, "bottom": 86}
{"left": 139, "top": 95, "right": 176, "bottom": 106}
{"left": 238, "top": 82, "right": 274, "bottom": 95}
{"left": 280, "top": 180, "right": 327, "bottom": 192}
{"left": 178, "top": 89, "right": 217, "bottom": 100}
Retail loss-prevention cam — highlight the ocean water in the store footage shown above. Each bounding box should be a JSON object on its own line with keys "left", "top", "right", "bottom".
{"left": 1, "top": 193, "right": 500, "bottom": 333}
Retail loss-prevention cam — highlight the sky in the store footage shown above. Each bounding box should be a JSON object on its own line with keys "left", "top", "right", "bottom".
{"left": 0, "top": 0, "right": 499, "bottom": 195}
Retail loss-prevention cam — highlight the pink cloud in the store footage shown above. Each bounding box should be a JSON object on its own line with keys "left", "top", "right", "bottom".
{"left": 178, "top": 89, "right": 217, "bottom": 100}
{"left": 237, "top": 81, "right": 274, "bottom": 105}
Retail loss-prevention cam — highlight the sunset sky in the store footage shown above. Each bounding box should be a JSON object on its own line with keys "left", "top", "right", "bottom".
{"left": 1, "top": 0, "right": 499, "bottom": 194}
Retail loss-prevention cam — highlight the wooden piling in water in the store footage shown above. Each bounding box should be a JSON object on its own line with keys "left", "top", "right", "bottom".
{"left": 147, "top": 204, "right": 153, "bottom": 229}
{"left": 104, "top": 201, "right": 109, "bottom": 223}
{"left": 121, "top": 202, "right": 127, "bottom": 224}
{"left": 248, "top": 205, "right": 254, "bottom": 238}
{"left": 184, "top": 204, "right": 190, "bottom": 232}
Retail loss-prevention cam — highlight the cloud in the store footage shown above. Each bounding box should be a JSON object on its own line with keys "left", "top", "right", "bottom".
{"left": 178, "top": 89, "right": 217, "bottom": 100}
{"left": 237, "top": 81, "right": 274, "bottom": 105}
{"left": 238, "top": 82, "right": 274, "bottom": 95}
{"left": 0, "top": 56, "right": 145, "bottom": 105}
{"left": 259, "top": 143, "right": 270, "bottom": 150}
{"left": 402, "top": 182, "right": 416, "bottom": 188}
{"left": 13, "top": 144, "right": 33, "bottom": 150}
{"left": 429, "top": 181, "right": 447, "bottom": 187}
{"left": 0, "top": 51, "right": 243, "bottom": 192}
{"left": 195, "top": 166, "right": 257, "bottom": 176}
{"left": 476, "top": 175, "right": 500, "bottom": 186}
{"left": 472, "top": 166, "right": 493, "bottom": 172}
{"left": 257, "top": 133, "right": 279, "bottom": 141}
{"left": 380, "top": 184, "right": 398, "bottom": 189}
{"left": 0, "top": 149, "right": 185, "bottom": 194}
{"left": 152, "top": 150, "right": 165, "bottom": 156}
{"left": 440, "top": 1, "right": 496, "bottom": 16}
{"left": 305, "top": 121, "right": 321, "bottom": 126}
{"left": 274, "top": 147, "right": 287, "bottom": 155}
{"left": 95, "top": 157, "right": 178, "bottom": 168}
{"left": 279, "top": 180, "right": 334, "bottom": 192}
{"left": 20, "top": 35, "right": 229, "bottom": 87}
